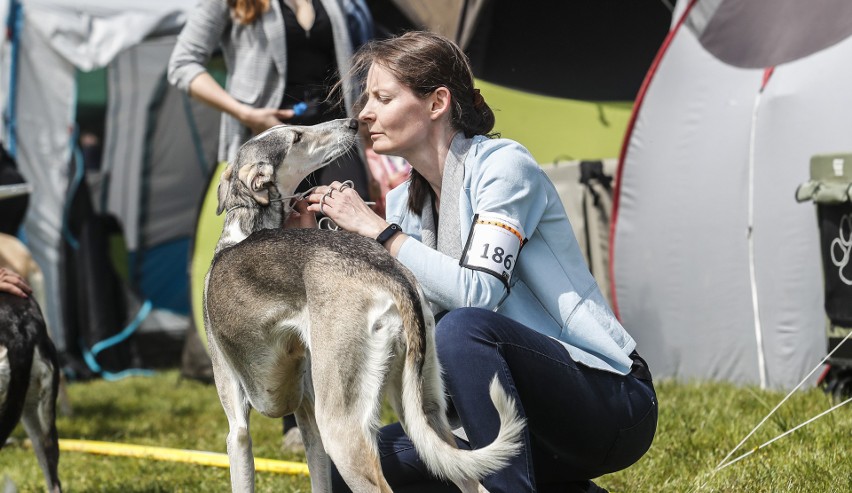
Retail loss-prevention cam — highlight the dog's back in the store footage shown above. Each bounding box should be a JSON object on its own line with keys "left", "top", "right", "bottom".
{"left": 208, "top": 228, "right": 423, "bottom": 332}
{"left": 211, "top": 228, "right": 415, "bottom": 284}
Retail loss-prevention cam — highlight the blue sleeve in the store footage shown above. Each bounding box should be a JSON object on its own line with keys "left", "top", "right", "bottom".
{"left": 396, "top": 141, "right": 547, "bottom": 311}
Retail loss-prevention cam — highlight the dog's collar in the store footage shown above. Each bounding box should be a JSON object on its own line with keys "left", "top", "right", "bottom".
{"left": 226, "top": 195, "right": 292, "bottom": 215}
{"left": 225, "top": 187, "right": 317, "bottom": 215}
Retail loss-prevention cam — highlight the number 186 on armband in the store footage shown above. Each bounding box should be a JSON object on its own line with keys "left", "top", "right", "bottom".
{"left": 461, "top": 212, "right": 527, "bottom": 286}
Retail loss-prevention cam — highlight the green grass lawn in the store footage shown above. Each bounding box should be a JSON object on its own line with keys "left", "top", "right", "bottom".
{"left": 1, "top": 371, "right": 850, "bottom": 492}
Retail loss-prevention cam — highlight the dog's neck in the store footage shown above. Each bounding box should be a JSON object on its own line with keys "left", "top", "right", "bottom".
{"left": 215, "top": 188, "right": 288, "bottom": 255}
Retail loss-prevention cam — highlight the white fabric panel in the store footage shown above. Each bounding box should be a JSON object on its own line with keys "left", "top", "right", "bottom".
{"left": 23, "top": 0, "right": 195, "bottom": 70}
{"left": 15, "top": 25, "right": 76, "bottom": 350}
{"left": 749, "top": 35, "right": 852, "bottom": 387}
{"left": 615, "top": 11, "right": 849, "bottom": 389}
{"left": 614, "top": 25, "right": 770, "bottom": 386}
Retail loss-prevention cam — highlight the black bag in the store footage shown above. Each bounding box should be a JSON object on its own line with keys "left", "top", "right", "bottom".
{"left": 817, "top": 203, "right": 852, "bottom": 328}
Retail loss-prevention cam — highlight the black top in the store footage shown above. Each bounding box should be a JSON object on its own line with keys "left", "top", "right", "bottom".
{"left": 279, "top": 0, "right": 345, "bottom": 124}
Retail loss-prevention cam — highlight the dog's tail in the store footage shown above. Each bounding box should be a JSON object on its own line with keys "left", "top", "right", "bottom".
{"left": 395, "top": 284, "right": 525, "bottom": 484}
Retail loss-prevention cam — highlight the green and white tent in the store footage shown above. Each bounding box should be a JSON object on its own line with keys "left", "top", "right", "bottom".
{"left": 1, "top": 0, "right": 219, "bottom": 374}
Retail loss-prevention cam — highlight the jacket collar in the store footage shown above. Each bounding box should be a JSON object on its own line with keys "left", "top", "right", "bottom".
{"left": 422, "top": 132, "right": 472, "bottom": 259}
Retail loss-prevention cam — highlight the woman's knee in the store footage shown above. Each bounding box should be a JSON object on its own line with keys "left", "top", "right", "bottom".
{"left": 434, "top": 307, "right": 498, "bottom": 360}
{"left": 436, "top": 306, "right": 485, "bottom": 338}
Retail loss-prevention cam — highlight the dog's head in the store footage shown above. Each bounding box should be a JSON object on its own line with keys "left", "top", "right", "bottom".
{"left": 216, "top": 118, "right": 359, "bottom": 215}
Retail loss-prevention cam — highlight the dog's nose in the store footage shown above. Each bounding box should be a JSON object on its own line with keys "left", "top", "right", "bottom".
{"left": 347, "top": 118, "right": 359, "bottom": 130}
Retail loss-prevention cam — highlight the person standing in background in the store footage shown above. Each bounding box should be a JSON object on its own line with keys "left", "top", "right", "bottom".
{"left": 168, "top": 0, "right": 371, "bottom": 196}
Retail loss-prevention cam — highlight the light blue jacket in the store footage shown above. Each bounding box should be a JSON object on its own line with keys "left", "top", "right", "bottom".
{"left": 386, "top": 135, "right": 637, "bottom": 375}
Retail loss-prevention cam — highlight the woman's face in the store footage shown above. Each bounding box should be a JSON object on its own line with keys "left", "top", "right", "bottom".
{"left": 358, "top": 64, "right": 433, "bottom": 159}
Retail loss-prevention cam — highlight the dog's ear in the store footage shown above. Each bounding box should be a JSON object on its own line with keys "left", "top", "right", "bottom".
{"left": 238, "top": 162, "right": 273, "bottom": 206}
{"left": 216, "top": 163, "right": 234, "bottom": 216}
{"left": 251, "top": 187, "right": 271, "bottom": 205}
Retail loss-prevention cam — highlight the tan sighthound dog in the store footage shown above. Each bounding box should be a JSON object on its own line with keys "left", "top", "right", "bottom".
{"left": 204, "top": 118, "right": 524, "bottom": 492}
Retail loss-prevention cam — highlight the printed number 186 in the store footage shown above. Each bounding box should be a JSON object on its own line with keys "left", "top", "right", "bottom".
{"left": 480, "top": 243, "right": 514, "bottom": 270}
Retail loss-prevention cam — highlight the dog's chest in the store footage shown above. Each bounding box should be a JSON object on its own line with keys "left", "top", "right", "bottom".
{"left": 218, "top": 220, "right": 250, "bottom": 250}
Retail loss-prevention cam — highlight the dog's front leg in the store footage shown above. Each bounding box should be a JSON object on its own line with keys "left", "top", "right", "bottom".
{"left": 210, "top": 342, "right": 255, "bottom": 492}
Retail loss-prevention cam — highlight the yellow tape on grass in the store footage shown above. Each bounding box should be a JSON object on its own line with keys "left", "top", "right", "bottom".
{"left": 27, "top": 439, "right": 310, "bottom": 476}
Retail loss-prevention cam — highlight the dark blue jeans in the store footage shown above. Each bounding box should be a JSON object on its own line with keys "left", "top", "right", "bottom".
{"left": 331, "top": 307, "right": 657, "bottom": 492}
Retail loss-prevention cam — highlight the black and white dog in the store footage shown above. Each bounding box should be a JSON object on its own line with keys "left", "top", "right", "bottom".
{"left": 0, "top": 293, "right": 61, "bottom": 492}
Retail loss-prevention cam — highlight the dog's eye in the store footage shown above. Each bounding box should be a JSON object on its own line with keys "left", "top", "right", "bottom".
{"left": 293, "top": 132, "right": 302, "bottom": 144}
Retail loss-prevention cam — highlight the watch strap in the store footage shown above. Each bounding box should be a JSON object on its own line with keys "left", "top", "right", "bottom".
{"left": 376, "top": 223, "right": 402, "bottom": 245}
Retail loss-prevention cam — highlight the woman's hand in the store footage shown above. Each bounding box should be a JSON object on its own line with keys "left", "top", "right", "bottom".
{"left": 284, "top": 198, "right": 318, "bottom": 229}
{"left": 0, "top": 267, "right": 32, "bottom": 298}
{"left": 187, "top": 74, "right": 295, "bottom": 135}
{"left": 240, "top": 106, "right": 296, "bottom": 135}
{"left": 306, "top": 182, "right": 388, "bottom": 239}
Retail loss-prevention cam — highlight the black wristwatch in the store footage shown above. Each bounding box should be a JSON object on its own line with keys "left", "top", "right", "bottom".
{"left": 376, "top": 223, "right": 402, "bottom": 245}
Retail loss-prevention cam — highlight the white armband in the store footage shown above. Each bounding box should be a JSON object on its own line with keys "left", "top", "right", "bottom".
{"left": 460, "top": 212, "right": 527, "bottom": 287}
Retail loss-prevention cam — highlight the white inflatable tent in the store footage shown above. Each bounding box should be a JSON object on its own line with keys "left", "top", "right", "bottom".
{"left": 611, "top": 0, "right": 852, "bottom": 389}
{"left": 0, "top": 0, "right": 218, "bottom": 361}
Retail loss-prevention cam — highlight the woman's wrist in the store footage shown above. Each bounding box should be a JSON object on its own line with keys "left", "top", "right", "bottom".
{"left": 384, "top": 231, "right": 407, "bottom": 257}
{"left": 371, "top": 222, "right": 406, "bottom": 257}
{"left": 367, "top": 220, "right": 391, "bottom": 240}
{"left": 234, "top": 103, "right": 251, "bottom": 125}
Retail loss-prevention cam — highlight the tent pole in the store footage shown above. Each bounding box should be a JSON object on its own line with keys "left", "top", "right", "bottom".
{"left": 746, "top": 68, "right": 775, "bottom": 390}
